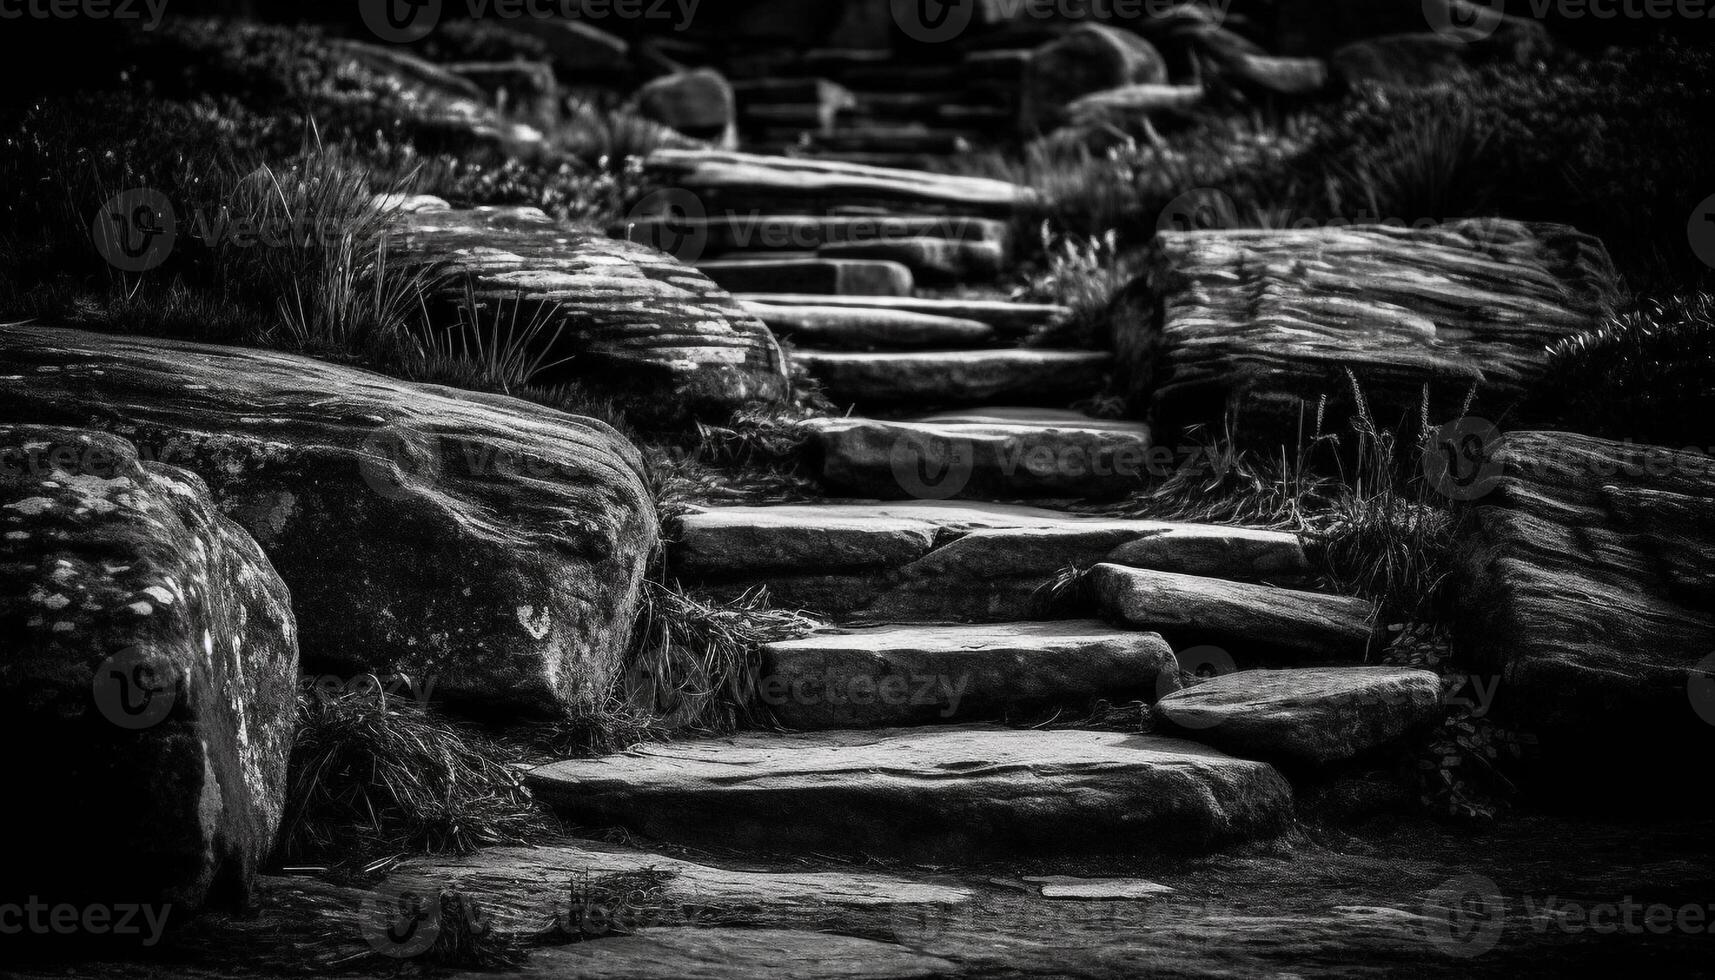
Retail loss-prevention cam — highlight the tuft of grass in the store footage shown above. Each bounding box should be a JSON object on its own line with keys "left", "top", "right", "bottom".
{"left": 624, "top": 583, "right": 823, "bottom": 733}
{"left": 1013, "top": 225, "right": 1134, "bottom": 349}
{"left": 279, "top": 676, "right": 550, "bottom": 866}
{"left": 403, "top": 281, "right": 574, "bottom": 395}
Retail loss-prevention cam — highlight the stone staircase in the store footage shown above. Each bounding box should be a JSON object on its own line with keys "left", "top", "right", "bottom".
{"left": 542, "top": 149, "right": 1445, "bottom": 866}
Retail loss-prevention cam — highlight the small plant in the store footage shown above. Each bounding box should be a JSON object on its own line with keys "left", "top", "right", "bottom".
{"left": 1014, "top": 225, "right": 1133, "bottom": 349}
{"left": 405, "top": 281, "right": 574, "bottom": 395}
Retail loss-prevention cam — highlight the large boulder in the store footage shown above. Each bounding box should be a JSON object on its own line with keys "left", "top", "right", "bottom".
{"left": 635, "top": 68, "right": 738, "bottom": 147}
{"left": 1126, "top": 221, "right": 1621, "bottom": 444}
{"left": 395, "top": 204, "right": 788, "bottom": 416}
{"left": 1020, "top": 23, "right": 1168, "bottom": 133}
{"left": 0, "top": 324, "right": 658, "bottom": 716}
{"left": 2, "top": 426, "right": 297, "bottom": 917}
{"left": 1453, "top": 431, "right": 1715, "bottom": 802}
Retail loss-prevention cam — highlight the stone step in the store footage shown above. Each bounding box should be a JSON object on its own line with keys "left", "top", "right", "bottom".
{"left": 1154, "top": 666, "right": 1443, "bottom": 767}
{"left": 807, "top": 408, "right": 1153, "bottom": 498}
{"left": 737, "top": 102, "right": 845, "bottom": 134}
{"left": 526, "top": 726, "right": 1293, "bottom": 861}
{"left": 733, "top": 293, "right": 1067, "bottom": 335}
{"left": 811, "top": 126, "right": 976, "bottom": 154}
{"left": 643, "top": 149, "right": 1035, "bottom": 214}
{"left": 819, "top": 237, "right": 1005, "bottom": 285}
{"left": 672, "top": 501, "right": 1310, "bottom": 621}
{"left": 619, "top": 213, "right": 1012, "bottom": 255}
{"left": 498, "top": 929, "right": 957, "bottom": 979}
{"left": 698, "top": 258, "right": 914, "bottom": 296}
{"left": 1088, "top": 563, "right": 1378, "bottom": 664}
{"left": 741, "top": 303, "right": 998, "bottom": 349}
{"left": 791, "top": 349, "right": 1110, "bottom": 408}
{"left": 759, "top": 620, "right": 1178, "bottom": 729}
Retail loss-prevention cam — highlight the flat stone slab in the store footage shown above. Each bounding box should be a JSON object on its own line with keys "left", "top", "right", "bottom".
{"left": 478, "top": 928, "right": 957, "bottom": 979}
{"left": 807, "top": 409, "right": 1152, "bottom": 498}
{"left": 793, "top": 349, "right": 1111, "bottom": 408}
{"left": 1155, "top": 667, "right": 1443, "bottom": 766}
{"left": 819, "top": 237, "right": 1005, "bottom": 285}
{"left": 527, "top": 727, "right": 1293, "bottom": 861}
{"left": 1454, "top": 431, "right": 1715, "bottom": 792}
{"left": 699, "top": 258, "right": 914, "bottom": 296}
{"left": 1133, "top": 221, "right": 1621, "bottom": 441}
{"left": 1089, "top": 563, "right": 1376, "bottom": 664}
{"left": 741, "top": 303, "right": 997, "bottom": 349}
{"left": 644, "top": 149, "right": 1036, "bottom": 213}
{"left": 759, "top": 620, "right": 1178, "bottom": 728}
{"left": 1023, "top": 876, "right": 1175, "bottom": 899}
{"left": 375, "top": 838, "right": 974, "bottom": 939}
{"left": 674, "top": 502, "right": 1308, "bottom": 620}
{"left": 733, "top": 294, "right": 1067, "bottom": 335}
{"left": 620, "top": 213, "right": 1010, "bottom": 255}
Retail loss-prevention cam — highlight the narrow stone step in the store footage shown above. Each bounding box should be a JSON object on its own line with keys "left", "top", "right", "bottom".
{"left": 699, "top": 258, "right": 914, "bottom": 296}
{"left": 672, "top": 501, "right": 1309, "bottom": 621}
{"left": 742, "top": 303, "right": 997, "bottom": 349}
{"left": 1154, "top": 667, "right": 1443, "bottom": 767}
{"left": 526, "top": 727, "right": 1293, "bottom": 861}
{"left": 792, "top": 349, "right": 1109, "bottom": 407}
{"left": 819, "top": 237, "right": 1005, "bottom": 285}
{"left": 496, "top": 929, "right": 957, "bottom": 979}
{"left": 759, "top": 620, "right": 1178, "bottom": 729}
{"left": 643, "top": 149, "right": 1035, "bottom": 213}
{"left": 808, "top": 408, "right": 1151, "bottom": 498}
{"left": 619, "top": 213, "right": 1011, "bottom": 255}
{"left": 1088, "top": 563, "right": 1377, "bottom": 664}
{"left": 733, "top": 293, "right": 1065, "bottom": 336}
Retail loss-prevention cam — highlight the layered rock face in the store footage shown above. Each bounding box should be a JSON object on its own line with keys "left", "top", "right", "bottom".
{"left": 2, "top": 426, "right": 297, "bottom": 916}
{"left": 1453, "top": 431, "right": 1715, "bottom": 800}
{"left": 0, "top": 324, "right": 658, "bottom": 716}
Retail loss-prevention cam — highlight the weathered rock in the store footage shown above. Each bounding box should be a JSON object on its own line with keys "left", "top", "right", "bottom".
{"left": 733, "top": 293, "right": 1064, "bottom": 336}
{"left": 0, "top": 324, "right": 656, "bottom": 715}
{"left": 674, "top": 502, "right": 1309, "bottom": 620}
{"left": 808, "top": 409, "right": 1154, "bottom": 498}
{"left": 760, "top": 620, "right": 1178, "bottom": 728}
{"left": 1089, "top": 563, "right": 1376, "bottom": 663}
{"left": 1021, "top": 24, "right": 1168, "bottom": 132}
{"left": 818, "top": 237, "right": 1006, "bottom": 285}
{"left": 1129, "top": 221, "right": 1621, "bottom": 442}
{"left": 698, "top": 257, "right": 914, "bottom": 296}
{"left": 1155, "top": 667, "right": 1443, "bottom": 766}
{"left": 636, "top": 67, "right": 738, "bottom": 146}
{"left": 474, "top": 928, "right": 957, "bottom": 979}
{"left": 527, "top": 727, "right": 1293, "bottom": 860}
{"left": 794, "top": 349, "right": 1111, "bottom": 408}
{"left": 1024, "top": 876, "right": 1174, "bottom": 899}
{"left": 1453, "top": 431, "right": 1715, "bottom": 798}
{"left": 642, "top": 149, "right": 1036, "bottom": 214}
{"left": 742, "top": 303, "right": 997, "bottom": 349}
{"left": 394, "top": 205, "right": 788, "bottom": 413}
{"left": 2, "top": 426, "right": 296, "bottom": 915}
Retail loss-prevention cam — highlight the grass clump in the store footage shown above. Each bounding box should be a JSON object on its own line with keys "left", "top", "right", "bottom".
{"left": 279, "top": 676, "right": 550, "bottom": 867}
